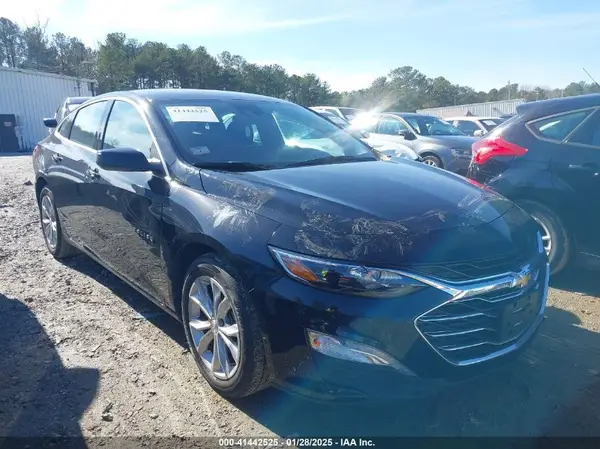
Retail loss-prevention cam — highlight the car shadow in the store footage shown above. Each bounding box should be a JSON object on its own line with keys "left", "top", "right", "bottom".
{"left": 0, "top": 293, "right": 99, "bottom": 445}
{"left": 62, "top": 255, "right": 187, "bottom": 349}
{"left": 550, "top": 265, "right": 600, "bottom": 297}
{"left": 233, "top": 305, "right": 600, "bottom": 437}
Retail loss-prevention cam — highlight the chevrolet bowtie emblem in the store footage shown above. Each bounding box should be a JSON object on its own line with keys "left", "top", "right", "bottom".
{"left": 513, "top": 271, "right": 532, "bottom": 289}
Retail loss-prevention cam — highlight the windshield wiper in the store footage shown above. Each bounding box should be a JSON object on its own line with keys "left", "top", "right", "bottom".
{"left": 280, "top": 155, "right": 376, "bottom": 169}
{"left": 192, "top": 161, "right": 275, "bottom": 172}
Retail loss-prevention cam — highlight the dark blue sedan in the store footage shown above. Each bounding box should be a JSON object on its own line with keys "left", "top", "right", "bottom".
{"left": 34, "top": 89, "right": 548, "bottom": 400}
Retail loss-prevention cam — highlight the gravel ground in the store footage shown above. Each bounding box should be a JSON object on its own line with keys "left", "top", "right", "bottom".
{"left": 1, "top": 154, "right": 600, "bottom": 443}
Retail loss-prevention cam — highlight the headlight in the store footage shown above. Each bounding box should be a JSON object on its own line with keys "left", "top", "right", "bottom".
{"left": 269, "top": 247, "right": 426, "bottom": 297}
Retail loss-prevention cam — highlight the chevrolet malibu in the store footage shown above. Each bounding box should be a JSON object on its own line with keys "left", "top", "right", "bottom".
{"left": 34, "top": 89, "right": 548, "bottom": 400}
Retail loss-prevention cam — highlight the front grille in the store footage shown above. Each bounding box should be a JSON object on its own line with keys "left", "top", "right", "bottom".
{"left": 415, "top": 262, "right": 548, "bottom": 365}
{"left": 409, "top": 251, "right": 528, "bottom": 282}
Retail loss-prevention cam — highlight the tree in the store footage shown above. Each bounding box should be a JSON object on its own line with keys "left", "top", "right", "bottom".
{"left": 21, "top": 21, "right": 57, "bottom": 72}
{"left": 0, "top": 18, "right": 23, "bottom": 68}
{"left": 96, "top": 33, "right": 135, "bottom": 92}
{"left": 3, "top": 14, "right": 600, "bottom": 109}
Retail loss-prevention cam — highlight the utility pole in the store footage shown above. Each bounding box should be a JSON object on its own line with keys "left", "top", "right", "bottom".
{"left": 583, "top": 67, "right": 600, "bottom": 88}
{"left": 507, "top": 80, "right": 511, "bottom": 100}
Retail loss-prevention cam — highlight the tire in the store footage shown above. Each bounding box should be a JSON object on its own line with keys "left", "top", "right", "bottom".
{"left": 516, "top": 200, "right": 570, "bottom": 275}
{"left": 422, "top": 154, "right": 443, "bottom": 168}
{"left": 181, "top": 254, "right": 272, "bottom": 398}
{"left": 38, "top": 186, "right": 78, "bottom": 260}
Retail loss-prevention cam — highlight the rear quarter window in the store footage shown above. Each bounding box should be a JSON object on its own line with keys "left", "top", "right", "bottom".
{"left": 528, "top": 110, "right": 593, "bottom": 142}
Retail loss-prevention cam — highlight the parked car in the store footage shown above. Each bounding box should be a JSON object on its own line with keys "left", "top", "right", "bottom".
{"left": 467, "top": 94, "right": 600, "bottom": 275}
{"left": 445, "top": 116, "right": 507, "bottom": 137}
{"left": 54, "top": 96, "right": 92, "bottom": 124}
{"left": 35, "top": 89, "right": 548, "bottom": 400}
{"left": 313, "top": 109, "right": 421, "bottom": 161}
{"left": 351, "top": 112, "right": 477, "bottom": 174}
{"left": 311, "top": 106, "right": 364, "bottom": 121}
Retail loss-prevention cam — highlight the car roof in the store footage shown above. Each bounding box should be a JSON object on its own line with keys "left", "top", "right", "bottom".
{"left": 65, "top": 96, "right": 92, "bottom": 104}
{"left": 382, "top": 112, "right": 430, "bottom": 119}
{"left": 95, "top": 89, "right": 288, "bottom": 104}
{"left": 444, "top": 116, "right": 500, "bottom": 121}
{"left": 517, "top": 94, "right": 600, "bottom": 118}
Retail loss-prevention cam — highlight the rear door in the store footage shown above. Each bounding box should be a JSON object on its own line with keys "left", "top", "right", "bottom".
{"left": 86, "top": 99, "right": 170, "bottom": 302}
{"left": 552, "top": 109, "right": 600, "bottom": 256}
{"left": 46, "top": 100, "right": 108, "bottom": 249}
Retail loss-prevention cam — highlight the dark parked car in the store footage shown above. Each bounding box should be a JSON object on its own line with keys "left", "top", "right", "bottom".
{"left": 35, "top": 89, "right": 548, "bottom": 400}
{"left": 352, "top": 112, "right": 477, "bottom": 174}
{"left": 468, "top": 94, "right": 600, "bottom": 275}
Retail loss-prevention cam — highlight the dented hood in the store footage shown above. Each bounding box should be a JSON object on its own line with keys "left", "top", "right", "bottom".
{"left": 200, "top": 160, "right": 532, "bottom": 265}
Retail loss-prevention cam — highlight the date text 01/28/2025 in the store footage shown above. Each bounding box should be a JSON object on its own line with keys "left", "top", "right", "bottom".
{"left": 218, "top": 438, "right": 376, "bottom": 447}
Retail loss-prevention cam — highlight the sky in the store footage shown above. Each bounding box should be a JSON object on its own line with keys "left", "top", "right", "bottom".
{"left": 2, "top": 0, "right": 600, "bottom": 92}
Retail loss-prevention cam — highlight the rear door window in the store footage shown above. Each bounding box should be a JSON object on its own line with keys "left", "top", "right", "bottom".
{"left": 567, "top": 109, "right": 600, "bottom": 148}
{"left": 529, "top": 110, "right": 593, "bottom": 142}
{"left": 70, "top": 101, "right": 108, "bottom": 149}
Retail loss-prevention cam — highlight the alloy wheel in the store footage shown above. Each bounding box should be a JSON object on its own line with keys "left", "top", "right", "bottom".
{"left": 188, "top": 276, "right": 240, "bottom": 380}
{"left": 532, "top": 216, "right": 552, "bottom": 256}
{"left": 423, "top": 159, "right": 438, "bottom": 167}
{"left": 41, "top": 194, "right": 58, "bottom": 251}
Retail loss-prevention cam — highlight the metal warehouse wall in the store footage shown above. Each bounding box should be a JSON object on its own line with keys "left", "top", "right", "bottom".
{"left": 0, "top": 67, "right": 95, "bottom": 151}
{"left": 417, "top": 99, "right": 525, "bottom": 118}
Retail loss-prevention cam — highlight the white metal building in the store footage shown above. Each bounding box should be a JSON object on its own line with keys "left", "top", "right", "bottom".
{"left": 417, "top": 99, "right": 525, "bottom": 119}
{"left": 0, "top": 67, "right": 96, "bottom": 151}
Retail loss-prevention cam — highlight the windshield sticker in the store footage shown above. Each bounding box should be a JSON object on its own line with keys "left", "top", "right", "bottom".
{"left": 190, "top": 146, "right": 210, "bottom": 155}
{"left": 166, "top": 106, "right": 219, "bottom": 123}
{"left": 483, "top": 120, "right": 497, "bottom": 126}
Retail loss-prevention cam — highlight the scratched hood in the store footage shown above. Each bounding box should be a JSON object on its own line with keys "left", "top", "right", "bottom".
{"left": 200, "top": 160, "right": 536, "bottom": 266}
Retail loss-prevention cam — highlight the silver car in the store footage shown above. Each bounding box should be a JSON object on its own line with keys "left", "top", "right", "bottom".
{"left": 351, "top": 112, "right": 478, "bottom": 174}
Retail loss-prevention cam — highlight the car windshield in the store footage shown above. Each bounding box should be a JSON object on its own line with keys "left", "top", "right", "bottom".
{"left": 403, "top": 115, "right": 466, "bottom": 136}
{"left": 155, "top": 99, "right": 375, "bottom": 169}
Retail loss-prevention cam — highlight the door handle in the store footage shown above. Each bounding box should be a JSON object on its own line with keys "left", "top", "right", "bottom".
{"left": 568, "top": 164, "right": 599, "bottom": 176}
{"left": 52, "top": 154, "right": 63, "bottom": 163}
{"left": 86, "top": 168, "right": 100, "bottom": 180}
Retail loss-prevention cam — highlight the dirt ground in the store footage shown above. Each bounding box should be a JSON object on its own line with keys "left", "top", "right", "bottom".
{"left": 1, "top": 154, "right": 600, "bottom": 443}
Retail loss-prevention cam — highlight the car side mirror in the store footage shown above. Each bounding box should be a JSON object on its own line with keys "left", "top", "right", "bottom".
{"left": 97, "top": 148, "right": 163, "bottom": 173}
{"left": 399, "top": 130, "right": 416, "bottom": 140}
{"left": 43, "top": 118, "right": 58, "bottom": 128}
{"left": 473, "top": 129, "right": 484, "bottom": 137}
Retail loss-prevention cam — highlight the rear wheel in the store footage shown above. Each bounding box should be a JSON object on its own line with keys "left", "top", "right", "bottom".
{"left": 517, "top": 200, "right": 570, "bottom": 275}
{"left": 422, "top": 155, "right": 443, "bottom": 168}
{"left": 38, "top": 187, "right": 77, "bottom": 259}
{"left": 181, "top": 254, "right": 273, "bottom": 398}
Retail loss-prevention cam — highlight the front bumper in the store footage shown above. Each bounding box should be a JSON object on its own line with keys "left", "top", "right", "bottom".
{"left": 444, "top": 154, "right": 472, "bottom": 175}
{"left": 261, "top": 257, "right": 549, "bottom": 401}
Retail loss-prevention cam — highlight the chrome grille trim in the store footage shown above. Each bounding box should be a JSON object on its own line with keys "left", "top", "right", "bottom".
{"left": 413, "top": 262, "right": 549, "bottom": 367}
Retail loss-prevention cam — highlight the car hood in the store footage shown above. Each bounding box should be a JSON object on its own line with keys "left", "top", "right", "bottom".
{"left": 200, "top": 160, "right": 534, "bottom": 266}
{"left": 418, "top": 134, "right": 478, "bottom": 149}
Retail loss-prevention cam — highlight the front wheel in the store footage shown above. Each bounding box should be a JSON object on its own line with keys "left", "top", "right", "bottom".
{"left": 181, "top": 254, "right": 273, "bottom": 398}
{"left": 517, "top": 200, "right": 570, "bottom": 275}
{"left": 422, "top": 155, "right": 443, "bottom": 168}
{"left": 38, "top": 186, "right": 77, "bottom": 259}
